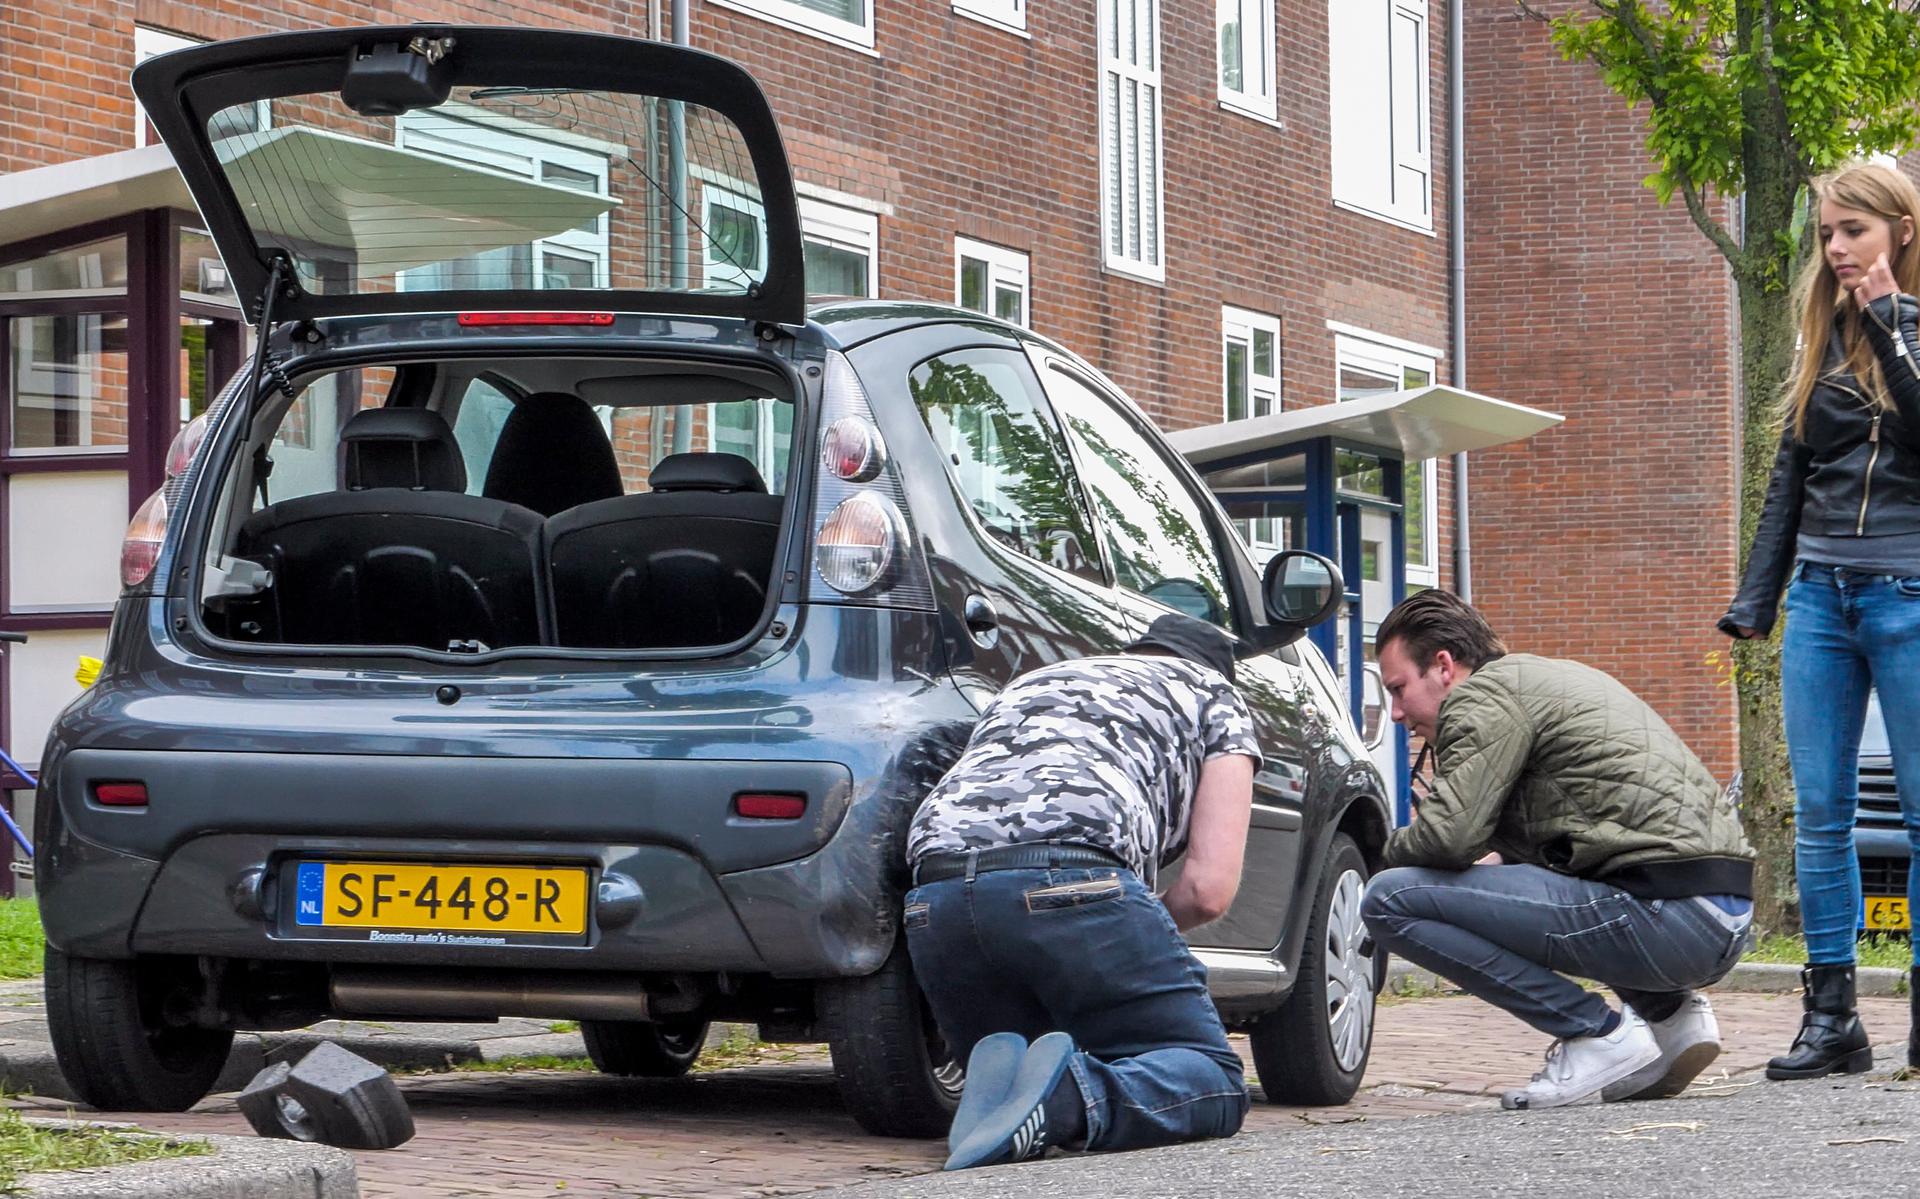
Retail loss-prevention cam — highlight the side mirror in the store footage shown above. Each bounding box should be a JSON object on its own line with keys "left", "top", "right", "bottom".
{"left": 1261, "top": 550, "right": 1344, "bottom": 631}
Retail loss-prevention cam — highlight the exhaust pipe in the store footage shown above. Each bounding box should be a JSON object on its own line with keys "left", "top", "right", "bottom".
{"left": 330, "top": 968, "right": 652, "bottom": 1022}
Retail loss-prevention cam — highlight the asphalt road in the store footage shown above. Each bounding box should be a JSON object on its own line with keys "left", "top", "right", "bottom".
{"left": 820, "top": 1069, "right": 1920, "bottom": 1198}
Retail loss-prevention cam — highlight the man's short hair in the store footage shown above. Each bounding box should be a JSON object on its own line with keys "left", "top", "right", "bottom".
{"left": 1374, "top": 589, "right": 1507, "bottom": 672}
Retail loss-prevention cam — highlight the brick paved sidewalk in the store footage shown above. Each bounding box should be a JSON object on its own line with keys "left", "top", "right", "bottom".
{"left": 8, "top": 988, "right": 1909, "bottom": 1197}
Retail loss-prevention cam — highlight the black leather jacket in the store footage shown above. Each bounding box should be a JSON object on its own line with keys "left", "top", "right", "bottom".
{"left": 1721, "top": 293, "right": 1920, "bottom": 636}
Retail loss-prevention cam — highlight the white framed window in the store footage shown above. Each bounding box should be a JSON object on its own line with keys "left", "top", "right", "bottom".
{"left": 1334, "top": 328, "right": 1439, "bottom": 584}
{"left": 1328, "top": 0, "right": 1433, "bottom": 232}
{"left": 1217, "top": 0, "right": 1277, "bottom": 121}
{"left": 134, "top": 26, "right": 268, "bottom": 147}
{"left": 1222, "top": 306, "right": 1280, "bottom": 423}
{"left": 800, "top": 197, "right": 879, "bottom": 299}
{"left": 1099, "top": 0, "right": 1166, "bottom": 282}
{"left": 956, "top": 238, "right": 1030, "bottom": 326}
{"left": 711, "top": 0, "right": 874, "bottom": 51}
{"left": 396, "top": 109, "right": 612, "bottom": 290}
{"left": 955, "top": 0, "right": 1026, "bottom": 34}
{"left": 701, "top": 186, "right": 770, "bottom": 293}
{"left": 1223, "top": 306, "right": 1282, "bottom": 553}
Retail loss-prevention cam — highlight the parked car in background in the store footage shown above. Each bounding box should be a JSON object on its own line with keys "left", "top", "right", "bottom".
{"left": 33, "top": 25, "right": 1392, "bottom": 1134}
{"left": 1725, "top": 691, "right": 1908, "bottom": 934}
{"left": 1853, "top": 694, "right": 1910, "bottom": 934}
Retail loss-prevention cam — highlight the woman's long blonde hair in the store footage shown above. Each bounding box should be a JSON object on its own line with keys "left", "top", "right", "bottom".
{"left": 1785, "top": 163, "right": 1920, "bottom": 438}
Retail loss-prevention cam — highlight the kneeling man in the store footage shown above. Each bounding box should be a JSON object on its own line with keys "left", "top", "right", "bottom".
{"left": 906, "top": 613, "right": 1259, "bottom": 1170}
{"left": 1361, "top": 591, "right": 1755, "bottom": 1110}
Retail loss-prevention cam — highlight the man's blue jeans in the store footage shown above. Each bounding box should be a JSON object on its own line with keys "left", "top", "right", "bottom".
{"left": 1781, "top": 563, "right": 1920, "bottom": 966}
{"left": 904, "top": 864, "right": 1248, "bottom": 1153}
{"left": 1362, "top": 864, "right": 1750, "bottom": 1039}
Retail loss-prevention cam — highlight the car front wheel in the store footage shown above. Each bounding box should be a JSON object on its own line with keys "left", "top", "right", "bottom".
{"left": 818, "top": 937, "right": 963, "bottom": 1138}
{"left": 44, "top": 948, "right": 234, "bottom": 1111}
{"left": 1248, "top": 832, "right": 1379, "bottom": 1105}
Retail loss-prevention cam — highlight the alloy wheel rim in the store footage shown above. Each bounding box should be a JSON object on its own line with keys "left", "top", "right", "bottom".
{"left": 1323, "top": 868, "right": 1375, "bottom": 1073}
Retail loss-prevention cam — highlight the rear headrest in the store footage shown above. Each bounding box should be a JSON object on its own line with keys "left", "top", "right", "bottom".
{"left": 648, "top": 452, "right": 768, "bottom": 494}
{"left": 339, "top": 407, "right": 466, "bottom": 492}
{"left": 481, "top": 392, "right": 625, "bottom": 517}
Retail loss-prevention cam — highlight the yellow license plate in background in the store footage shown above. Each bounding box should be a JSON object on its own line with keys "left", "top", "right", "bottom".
{"left": 294, "top": 862, "right": 589, "bottom": 934}
{"left": 1863, "top": 896, "right": 1910, "bottom": 932}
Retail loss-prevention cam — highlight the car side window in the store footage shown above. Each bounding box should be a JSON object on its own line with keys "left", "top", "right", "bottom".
{"left": 1042, "top": 365, "right": 1234, "bottom": 627}
{"left": 909, "top": 348, "right": 1104, "bottom": 584}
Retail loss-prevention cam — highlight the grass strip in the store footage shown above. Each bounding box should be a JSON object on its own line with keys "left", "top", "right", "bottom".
{"left": 0, "top": 1106, "right": 211, "bottom": 1194}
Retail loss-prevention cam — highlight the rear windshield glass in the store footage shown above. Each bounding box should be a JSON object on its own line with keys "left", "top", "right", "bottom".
{"left": 208, "top": 88, "right": 769, "bottom": 300}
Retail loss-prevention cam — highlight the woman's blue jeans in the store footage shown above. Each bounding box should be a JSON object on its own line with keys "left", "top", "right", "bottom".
{"left": 1781, "top": 563, "right": 1920, "bottom": 965}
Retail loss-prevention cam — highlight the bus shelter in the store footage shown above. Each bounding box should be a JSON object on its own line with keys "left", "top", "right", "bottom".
{"left": 1168, "top": 385, "right": 1563, "bottom": 823}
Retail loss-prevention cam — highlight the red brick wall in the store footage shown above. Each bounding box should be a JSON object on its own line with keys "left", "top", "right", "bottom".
{"left": 1461, "top": 1, "right": 1739, "bottom": 776}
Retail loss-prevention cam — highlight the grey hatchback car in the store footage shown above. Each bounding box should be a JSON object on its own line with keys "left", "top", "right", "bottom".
{"left": 36, "top": 25, "right": 1392, "bottom": 1135}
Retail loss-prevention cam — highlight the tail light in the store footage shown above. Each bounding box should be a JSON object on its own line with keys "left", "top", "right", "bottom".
{"left": 805, "top": 352, "right": 934, "bottom": 609}
{"left": 165, "top": 413, "right": 210, "bottom": 480}
{"left": 815, "top": 493, "right": 899, "bottom": 594}
{"left": 822, "top": 417, "right": 885, "bottom": 482}
{"left": 120, "top": 488, "right": 169, "bottom": 589}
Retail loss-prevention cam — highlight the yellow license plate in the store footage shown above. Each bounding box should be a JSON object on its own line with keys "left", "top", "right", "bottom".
{"left": 1864, "top": 896, "right": 1910, "bottom": 932}
{"left": 294, "top": 862, "right": 589, "bottom": 935}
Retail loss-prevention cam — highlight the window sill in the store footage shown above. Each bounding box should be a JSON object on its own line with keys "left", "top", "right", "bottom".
{"left": 705, "top": 0, "right": 879, "bottom": 55}
{"left": 1102, "top": 258, "right": 1166, "bottom": 287}
{"left": 1218, "top": 98, "right": 1282, "bottom": 129}
{"left": 1332, "top": 199, "right": 1436, "bottom": 238}
{"left": 953, "top": 5, "right": 1030, "bottom": 38}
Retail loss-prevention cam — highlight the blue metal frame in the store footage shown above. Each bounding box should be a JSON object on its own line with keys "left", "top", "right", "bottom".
{"left": 1209, "top": 434, "right": 1414, "bottom": 825}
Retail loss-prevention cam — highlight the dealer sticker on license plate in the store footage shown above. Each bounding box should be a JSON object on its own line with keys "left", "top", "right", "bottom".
{"left": 1863, "top": 896, "right": 1910, "bottom": 932}
{"left": 293, "top": 862, "right": 589, "bottom": 936}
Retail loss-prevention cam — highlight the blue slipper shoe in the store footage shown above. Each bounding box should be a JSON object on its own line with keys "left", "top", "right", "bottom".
{"left": 944, "top": 1031, "right": 1076, "bottom": 1171}
{"left": 948, "top": 1032, "right": 1027, "bottom": 1154}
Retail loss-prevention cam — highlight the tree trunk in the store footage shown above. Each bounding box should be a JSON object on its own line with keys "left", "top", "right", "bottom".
{"left": 1731, "top": 277, "right": 1797, "bottom": 936}
{"left": 1729, "top": 20, "right": 1804, "bottom": 933}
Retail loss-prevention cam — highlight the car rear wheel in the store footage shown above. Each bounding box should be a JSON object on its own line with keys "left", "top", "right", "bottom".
{"left": 1248, "top": 832, "right": 1379, "bottom": 1105}
{"left": 580, "top": 1016, "right": 710, "bottom": 1078}
{"left": 44, "top": 947, "right": 234, "bottom": 1111}
{"left": 818, "top": 937, "right": 963, "bottom": 1138}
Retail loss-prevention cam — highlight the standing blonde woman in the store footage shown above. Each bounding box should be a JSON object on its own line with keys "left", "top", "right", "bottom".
{"left": 1722, "top": 161, "right": 1920, "bottom": 1080}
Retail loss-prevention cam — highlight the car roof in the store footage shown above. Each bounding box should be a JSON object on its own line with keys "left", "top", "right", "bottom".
{"left": 807, "top": 300, "right": 1025, "bottom": 350}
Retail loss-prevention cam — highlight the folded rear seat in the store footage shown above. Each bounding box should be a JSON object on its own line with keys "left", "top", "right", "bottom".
{"left": 234, "top": 408, "right": 549, "bottom": 651}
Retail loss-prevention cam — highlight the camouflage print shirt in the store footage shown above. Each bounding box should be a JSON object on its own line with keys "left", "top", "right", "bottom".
{"left": 907, "top": 655, "right": 1261, "bottom": 884}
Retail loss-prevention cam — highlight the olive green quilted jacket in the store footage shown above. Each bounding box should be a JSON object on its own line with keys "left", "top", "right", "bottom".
{"left": 1383, "top": 654, "right": 1753, "bottom": 898}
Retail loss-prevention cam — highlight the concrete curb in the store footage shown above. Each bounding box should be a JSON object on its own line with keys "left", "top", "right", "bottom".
{"left": 17, "top": 1118, "right": 357, "bottom": 1198}
{"left": 0, "top": 1033, "right": 484, "bottom": 1105}
{"left": 1386, "top": 957, "right": 1910, "bottom": 997}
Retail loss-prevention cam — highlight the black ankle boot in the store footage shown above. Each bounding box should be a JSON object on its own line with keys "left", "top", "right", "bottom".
{"left": 1767, "top": 964, "right": 1873, "bottom": 1080}
{"left": 1909, "top": 967, "right": 1918, "bottom": 1070}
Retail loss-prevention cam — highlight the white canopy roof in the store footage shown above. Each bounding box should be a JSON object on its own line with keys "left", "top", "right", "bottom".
{"left": 1167, "top": 384, "right": 1563, "bottom": 470}
{"left": 1, "top": 133, "right": 615, "bottom": 276}
{"left": 0, "top": 145, "right": 193, "bottom": 247}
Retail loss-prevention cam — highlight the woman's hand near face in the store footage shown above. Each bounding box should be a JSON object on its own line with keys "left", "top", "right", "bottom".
{"left": 1861, "top": 253, "right": 1900, "bottom": 304}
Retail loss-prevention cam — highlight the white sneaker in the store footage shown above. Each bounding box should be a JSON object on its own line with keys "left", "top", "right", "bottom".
{"left": 1500, "top": 1011, "right": 1661, "bottom": 1111}
{"left": 1601, "top": 994, "right": 1723, "bottom": 1102}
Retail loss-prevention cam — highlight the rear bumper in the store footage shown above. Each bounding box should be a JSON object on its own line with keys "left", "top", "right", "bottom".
{"left": 37, "top": 748, "right": 910, "bottom": 977}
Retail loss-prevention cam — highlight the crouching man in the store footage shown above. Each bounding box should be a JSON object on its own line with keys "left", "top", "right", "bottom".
{"left": 904, "top": 613, "right": 1260, "bottom": 1171}
{"left": 1360, "top": 591, "right": 1756, "bottom": 1110}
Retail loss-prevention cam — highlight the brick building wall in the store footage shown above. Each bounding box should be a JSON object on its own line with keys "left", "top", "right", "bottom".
{"left": 1461, "top": 0, "right": 1740, "bottom": 776}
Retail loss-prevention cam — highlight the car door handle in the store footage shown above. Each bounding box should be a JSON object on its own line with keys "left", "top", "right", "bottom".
{"left": 963, "top": 594, "right": 999, "bottom": 646}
